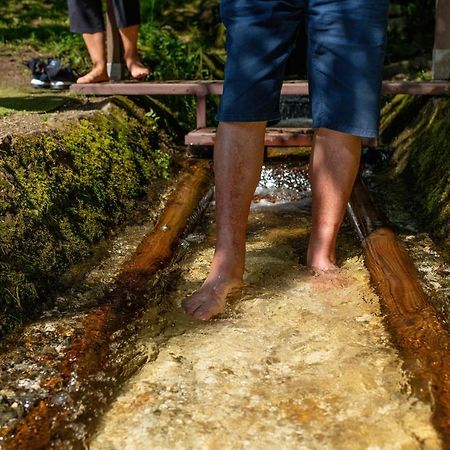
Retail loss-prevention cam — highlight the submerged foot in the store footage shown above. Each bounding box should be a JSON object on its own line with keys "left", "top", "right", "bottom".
{"left": 126, "top": 60, "right": 149, "bottom": 79}
{"left": 307, "top": 265, "right": 348, "bottom": 291}
{"left": 182, "top": 276, "right": 243, "bottom": 321}
{"left": 76, "top": 66, "right": 109, "bottom": 84}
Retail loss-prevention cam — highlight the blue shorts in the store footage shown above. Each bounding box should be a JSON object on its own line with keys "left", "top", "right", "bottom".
{"left": 216, "top": 0, "right": 389, "bottom": 138}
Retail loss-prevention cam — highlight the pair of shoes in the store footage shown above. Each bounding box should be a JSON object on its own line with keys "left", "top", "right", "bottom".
{"left": 26, "top": 58, "right": 78, "bottom": 89}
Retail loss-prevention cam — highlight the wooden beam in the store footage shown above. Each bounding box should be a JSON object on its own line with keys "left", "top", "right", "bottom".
{"left": 433, "top": 0, "right": 450, "bottom": 80}
{"left": 105, "top": 0, "right": 123, "bottom": 80}
{"left": 185, "top": 127, "right": 314, "bottom": 147}
{"left": 70, "top": 81, "right": 225, "bottom": 96}
{"left": 185, "top": 127, "right": 377, "bottom": 148}
{"left": 70, "top": 80, "right": 450, "bottom": 96}
{"left": 348, "top": 177, "right": 450, "bottom": 446}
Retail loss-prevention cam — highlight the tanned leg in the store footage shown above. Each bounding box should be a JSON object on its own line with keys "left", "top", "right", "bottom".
{"left": 307, "top": 127, "right": 361, "bottom": 271}
{"left": 182, "top": 121, "right": 266, "bottom": 320}
{"left": 77, "top": 32, "right": 110, "bottom": 84}
{"left": 118, "top": 25, "right": 149, "bottom": 79}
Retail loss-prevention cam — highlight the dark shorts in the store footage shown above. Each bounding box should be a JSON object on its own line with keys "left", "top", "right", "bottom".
{"left": 67, "top": 0, "right": 141, "bottom": 33}
{"left": 216, "top": 0, "right": 389, "bottom": 138}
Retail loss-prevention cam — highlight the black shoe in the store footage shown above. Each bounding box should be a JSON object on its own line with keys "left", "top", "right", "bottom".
{"left": 26, "top": 59, "right": 50, "bottom": 88}
{"left": 46, "top": 59, "right": 78, "bottom": 89}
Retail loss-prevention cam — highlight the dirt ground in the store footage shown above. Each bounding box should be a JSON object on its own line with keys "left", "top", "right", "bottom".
{"left": 0, "top": 45, "right": 43, "bottom": 90}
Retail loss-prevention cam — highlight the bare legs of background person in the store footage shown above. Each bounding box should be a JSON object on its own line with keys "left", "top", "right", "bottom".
{"left": 119, "top": 25, "right": 149, "bottom": 79}
{"left": 77, "top": 32, "right": 109, "bottom": 83}
{"left": 77, "top": 25, "right": 148, "bottom": 84}
{"left": 182, "top": 126, "right": 361, "bottom": 320}
{"left": 182, "top": 122, "right": 266, "bottom": 320}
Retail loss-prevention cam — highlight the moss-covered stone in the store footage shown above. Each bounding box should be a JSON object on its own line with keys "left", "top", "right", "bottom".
{"left": 380, "top": 95, "right": 450, "bottom": 246}
{"left": 0, "top": 97, "right": 173, "bottom": 333}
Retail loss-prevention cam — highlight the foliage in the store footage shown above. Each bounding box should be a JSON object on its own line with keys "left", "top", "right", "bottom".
{"left": 380, "top": 96, "right": 450, "bottom": 246}
{"left": 386, "top": 0, "right": 436, "bottom": 65}
{"left": 0, "top": 98, "right": 172, "bottom": 334}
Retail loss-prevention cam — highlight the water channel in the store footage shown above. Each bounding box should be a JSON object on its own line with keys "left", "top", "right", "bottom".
{"left": 0, "top": 157, "right": 449, "bottom": 448}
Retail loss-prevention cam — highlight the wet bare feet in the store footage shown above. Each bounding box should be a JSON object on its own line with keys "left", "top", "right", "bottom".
{"left": 307, "top": 265, "right": 348, "bottom": 292}
{"left": 182, "top": 277, "right": 243, "bottom": 321}
{"left": 126, "top": 60, "right": 149, "bottom": 79}
{"left": 76, "top": 65, "right": 109, "bottom": 84}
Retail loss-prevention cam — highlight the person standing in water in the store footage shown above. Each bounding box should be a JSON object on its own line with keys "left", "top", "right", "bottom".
{"left": 67, "top": 0, "right": 149, "bottom": 83}
{"left": 182, "top": 0, "right": 390, "bottom": 320}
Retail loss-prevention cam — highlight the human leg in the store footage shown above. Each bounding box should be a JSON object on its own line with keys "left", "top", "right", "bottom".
{"left": 182, "top": 0, "right": 304, "bottom": 320}
{"left": 307, "top": 128, "right": 361, "bottom": 270}
{"left": 112, "top": 0, "right": 148, "bottom": 79}
{"left": 305, "top": 0, "right": 389, "bottom": 269}
{"left": 77, "top": 32, "right": 109, "bottom": 83}
{"left": 182, "top": 121, "right": 266, "bottom": 321}
{"left": 118, "top": 25, "right": 149, "bottom": 79}
{"left": 67, "top": 0, "right": 109, "bottom": 83}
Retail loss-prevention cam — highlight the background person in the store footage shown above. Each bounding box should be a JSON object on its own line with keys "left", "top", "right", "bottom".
{"left": 67, "top": 0, "right": 149, "bottom": 83}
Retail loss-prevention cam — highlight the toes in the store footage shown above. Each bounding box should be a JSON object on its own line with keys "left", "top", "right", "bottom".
{"left": 191, "top": 303, "right": 219, "bottom": 321}
{"left": 181, "top": 294, "right": 202, "bottom": 315}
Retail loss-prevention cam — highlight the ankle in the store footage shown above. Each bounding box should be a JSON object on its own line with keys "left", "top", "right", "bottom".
{"left": 91, "top": 62, "right": 107, "bottom": 72}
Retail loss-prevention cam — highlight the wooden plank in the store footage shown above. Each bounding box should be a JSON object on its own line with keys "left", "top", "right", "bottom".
{"left": 433, "top": 0, "right": 450, "bottom": 79}
{"left": 382, "top": 80, "right": 450, "bottom": 95}
{"left": 105, "top": 0, "right": 123, "bottom": 81}
{"left": 70, "top": 81, "right": 224, "bottom": 96}
{"left": 348, "top": 177, "right": 450, "bottom": 446}
{"left": 185, "top": 127, "right": 314, "bottom": 147}
{"left": 185, "top": 128, "right": 377, "bottom": 147}
{"left": 70, "top": 80, "right": 450, "bottom": 96}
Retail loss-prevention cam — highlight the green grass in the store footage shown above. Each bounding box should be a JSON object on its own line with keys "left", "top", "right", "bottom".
{"left": 0, "top": 0, "right": 90, "bottom": 70}
{"left": 0, "top": 88, "right": 69, "bottom": 116}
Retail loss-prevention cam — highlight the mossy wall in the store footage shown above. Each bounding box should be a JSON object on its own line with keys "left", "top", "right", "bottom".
{"left": 0, "top": 97, "right": 172, "bottom": 333}
{"left": 380, "top": 95, "right": 450, "bottom": 246}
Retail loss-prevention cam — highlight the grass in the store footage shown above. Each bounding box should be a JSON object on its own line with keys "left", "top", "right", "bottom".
{"left": 0, "top": 88, "right": 70, "bottom": 116}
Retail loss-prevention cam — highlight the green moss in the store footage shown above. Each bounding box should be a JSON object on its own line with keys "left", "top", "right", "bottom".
{"left": 382, "top": 95, "right": 450, "bottom": 246}
{"left": 380, "top": 94, "right": 428, "bottom": 144}
{"left": 0, "top": 98, "right": 172, "bottom": 334}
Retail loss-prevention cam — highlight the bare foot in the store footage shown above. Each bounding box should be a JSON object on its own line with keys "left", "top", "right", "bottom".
{"left": 307, "top": 266, "right": 348, "bottom": 292}
{"left": 182, "top": 277, "right": 243, "bottom": 321}
{"left": 126, "top": 60, "right": 149, "bottom": 80}
{"left": 77, "top": 65, "right": 109, "bottom": 84}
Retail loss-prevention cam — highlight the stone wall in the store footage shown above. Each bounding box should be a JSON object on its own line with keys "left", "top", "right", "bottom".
{"left": 380, "top": 95, "right": 450, "bottom": 247}
{"left": 0, "top": 97, "right": 173, "bottom": 334}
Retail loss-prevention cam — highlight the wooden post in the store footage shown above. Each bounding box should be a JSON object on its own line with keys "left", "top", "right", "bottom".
{"left": 433, "top": 0, "right": 450, "bottom": 80}
{"left": 105, "top": 0, "right": 123, "bottom": 80}
{"left": 196, "top": 95, "right": 207, "bottom": 129}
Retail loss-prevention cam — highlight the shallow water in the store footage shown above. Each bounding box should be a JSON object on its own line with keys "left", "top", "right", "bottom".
{"left": 0, "top": 163, "right": 446, "bottom": 448}
{"left": 90, "top": 164, "right": 441, "bottom": 450}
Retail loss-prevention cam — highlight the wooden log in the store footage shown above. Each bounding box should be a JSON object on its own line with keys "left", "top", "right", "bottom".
{"left": 2, "top": 161, "right": 214, "bottom": 449}
{"left": 348, "top": 177, "right": 450, "bottom": 448}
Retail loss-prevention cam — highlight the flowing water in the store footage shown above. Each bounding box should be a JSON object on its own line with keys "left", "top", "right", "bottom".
{"left": 87, "top": 163, "right": 441, "bottom": 450}
{"left": 0, "top": 162, "right": 447, "bottom": 448}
